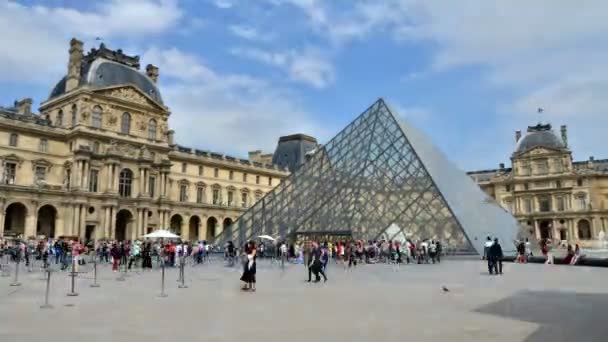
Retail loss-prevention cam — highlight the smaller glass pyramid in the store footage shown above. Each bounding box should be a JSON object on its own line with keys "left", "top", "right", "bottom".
{"left": 217, "top": 99, "right": 518, "bottom": 254}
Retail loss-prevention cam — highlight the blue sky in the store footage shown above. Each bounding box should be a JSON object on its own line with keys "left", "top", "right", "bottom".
{"left": 2, "top": 0, "right": 608, "bottom": 170}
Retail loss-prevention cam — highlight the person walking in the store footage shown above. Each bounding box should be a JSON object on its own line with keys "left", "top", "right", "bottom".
{"left": 307, "top": 241, "right": 327, "bottom": 283}
{"left": 489, "top": 238, "right": 503, "bottom": 275}
{"left": 240, "top": 241, "right": 257, "bottom": 291}
{"left": 483, "top": 236, "right": 493, "bottom": 260}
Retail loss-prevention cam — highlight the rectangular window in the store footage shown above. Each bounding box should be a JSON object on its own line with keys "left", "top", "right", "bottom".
{"left": 256, "top": 175, "right": 260, "bottom": 184}
{"left": 35, "top": 166, "right": 46, "bottom": 182}
{"left": 212, "top": 189, "right": 220, "bottom": 205}
{"left": 89, "top": 169, "right": 98, "bottom": 192}
{"left": 9, "top": 133, "right": 18, "bottom": 147}
{"left": 243, "top": 173, "right": 247, "bottom": 182}
{"left": 214, "top": 168, "right": 219, "bottom": 178}
{"left": 197, "top": 186, "right": 204, "bottom": 203}
{"left": 557, "top": 197, "right": 565, "bottom": 211}
{"left": 241, "top": 192, "right": 247, "bottom": 207}
{"left": 268, "top": 177, "right": 272, "bottom": 186}
{"left": 4, "top": 162, "right": 16, "bottom": 184}
{"left": 577, "top": 178, "right": 584, "bottom": 187}
{"left": 505, "top": 184, "right": 511, "bottom": 192}
{"left": 524, "top": 198, "right": 532, "bottom": 213}
{"left": 149, "top": 176, "right": 156, "bottom": 197}
{"left": 179, "top": 185, "right": 188, "bottom": 202}
{"left": 198, "top": 165, "right": 203, "bottom": 176}
{"left": 227, "top": 191, "right": 234, "bottom": 206}
{"left": 556, "top": 180, "right": 562, "bottom": 188}
{"left": 539, "top": 197, "right": 551, "bottom": 212}
{"left": 524, "top": 183, "right": 529, "bottom": 190}
{"left": 577, "top": 195, "right": 587, "bottom": 210}
{"left": 181, "top": 162, "right": 187, "bottom": 173}
{"left": 229, "top": 170, "right": 234, "bottom": 180}
{"left": 39, "top": 138, "right": 48, "bottom": 152}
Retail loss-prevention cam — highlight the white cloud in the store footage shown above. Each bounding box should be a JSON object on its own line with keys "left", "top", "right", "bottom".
{"left": 142, "top": 47, "right": 328, "bottom": 155}
{"left": 229, "top": 25, "right": 273, "bottom": 42}
{"left": 212, "top": 0, "right": 234, "bottom": 9}
{"left": 0, "top": 0, "right": 182, "bottom": 84}
{"left": 230, "top": 47, "right": 334, "bottom": 88}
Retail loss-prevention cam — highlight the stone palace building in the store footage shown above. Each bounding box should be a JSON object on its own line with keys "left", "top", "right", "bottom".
{"left": 0, "top": 38, "right": 289, "bottom": 242}
{"left": 468, "top": 123, "right": 608, "bottom": 247}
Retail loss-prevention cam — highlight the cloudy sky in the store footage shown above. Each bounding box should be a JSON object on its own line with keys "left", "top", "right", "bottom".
{"left": 1, "top": 0, "right": 607, "bottom": 170}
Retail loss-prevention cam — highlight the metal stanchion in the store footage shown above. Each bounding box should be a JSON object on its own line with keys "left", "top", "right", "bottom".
{"left": 159, "top": 259, "right": 168, "bottom": 297}
{"left": 1, "top": 253, "right": 10, "bottom": 277}
{"left": 40, "top": 269, "right": 53, "bottom": 309}
{"left": 67, "top": 258, "right": 78, "bottom": 296}
{"left": 178, "top": 258, "right": 188, "bottom": 289}
{"left": 90, "top": 259, "right": 100, "bottom": 288}
{"left": 116, "top": 258, "right": 126, "bottom": 281}
{"left": 10, "top": 257, "right": 21, "bottom": 287}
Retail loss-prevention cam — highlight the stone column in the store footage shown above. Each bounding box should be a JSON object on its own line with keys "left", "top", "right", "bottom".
{"left": 198, "top": 221, "right": 205, "bottom": 242}
{"left": 79, "top": 204, "right": 86, "bottom": 240}
{"left": 181, "top": 218, "right": 189, "bottom": 241}
{"left": 103, "top": 207, "right": 111, "bottom": 239}
{"left": 25, "top": 213, "right": 37, "bottom": 239}
{"left": 82, "top": 161, "right": 89, "bottom": 190}
{"left": 72, "top": 204, "right": 80, "bottom": 237}
{"left": 143, "top": 169, "right": 148, "bottom": 196}
{"left": 109, "top": 207, "right": 116, "bottom": 240}
{"left": 534, "top": 220, "right": 540, "bottom": 240}
{"left": 135, "top": 209, "right": 143, "bottom": 240}
{"left": 142, "top": 209, "right": 148, "bottom": 235}
{"left": 114, "top": 166, "right": 120, "bottom": 193}
{"left": 73, "top": 160, "right": 81, "bottom": 190}
{"left": 0, "top": 201, "right": 5, "bottom": 237}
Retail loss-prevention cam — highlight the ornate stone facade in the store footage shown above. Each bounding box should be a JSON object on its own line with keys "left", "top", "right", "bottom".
{"left": 468, "top": 123, "right": 608, "bottom": 247}
{"left": 0, "top": 39, "right": 288, "bottom": 242}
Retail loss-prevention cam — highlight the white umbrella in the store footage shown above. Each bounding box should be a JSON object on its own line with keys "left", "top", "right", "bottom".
{"left": 143, "top": 229, "right": 180, "bottom": 239}
{"left": 257, "top": 235, "right": 276, "bottom": 241}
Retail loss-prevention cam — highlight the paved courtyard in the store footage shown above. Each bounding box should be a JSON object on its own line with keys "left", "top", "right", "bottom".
{"left": 1, "top": 258, "right": 607, "bottom": 342}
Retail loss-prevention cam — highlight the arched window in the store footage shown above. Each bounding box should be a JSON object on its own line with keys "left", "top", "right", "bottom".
{"left": 92, "top": 141, "right": 100, "bottom": 153}
{"left": 121, "top": 112, "right": 131, "bottom": 134}
{"left": 148, "top": 119, "right": 157, "bottom": 140}
{"left": 92, "top": 105, "right": 102, "bottom": 128}
{"left": 118, "top": 169, "right": 133, "bottom": 197}
{"left": 578, "top": 220, "right": 592, "bottom": 240}
{"left": 56, "top": 110, "right": 63, "bottom": 126}
{"left": 9, "top": 133, "right": 18, "bottom": 147}
{"left": 71, "top": 104, "right": 78, "bottom": 126}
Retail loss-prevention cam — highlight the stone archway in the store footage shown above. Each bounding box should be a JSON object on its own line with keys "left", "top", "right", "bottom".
{"left": 116, "top": 209, "right": 133, "bottom": 241}
{"left": 223, "top": 217, "right": 233, "bottom": 237}
{"left": 578, "top": 219, "right": 592, "bottom": 240}
{"left": 3, "top": 202, "right": 27, "bottom": 237}
{"left": 539, "top": 220, "right": 552, "bottom": 239}
{"left": 189, "top": 215, "right": 201, "bottom": 241}
{"left": 206, "top": 216, "right": 217, "bottom": 241}
{"left": 170, "top": 214, "right": 183, "bottom": 237}
{"left": 37, "top": 205, "right": 57, "bottom": 238}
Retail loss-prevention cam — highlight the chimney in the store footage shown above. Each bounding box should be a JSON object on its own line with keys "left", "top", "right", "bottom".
{"left": 167, "top": 130, "right": 175, "bottom": 146}
{"left": 560, "top": 125, "right": 568, "bottom": 147}
{"left": 249, "top": 150, "right": 262, "bottom": 162}
{"left": 15, "top": 98, "right": 32, "bottom": 115}
{"left": 499, "top": 163, "right": 505, "bottom": 169}
{"left": 66, "top": 38, "right": 84, "bottom": 92}
{"left": 146, "top": 64, "right": 159, "bottom": 83}
{"left": 515, "top": 130, "right": 522, "bottom": 142}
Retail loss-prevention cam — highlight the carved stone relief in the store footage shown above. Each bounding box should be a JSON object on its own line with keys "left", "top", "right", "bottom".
{"left": 107, "top": 88, "right": 148, "bottom": 106}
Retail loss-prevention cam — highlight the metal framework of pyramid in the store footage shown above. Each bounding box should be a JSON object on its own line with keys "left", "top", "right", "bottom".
{"left": 218, "top": 99, "right": 518, "bottom": 254}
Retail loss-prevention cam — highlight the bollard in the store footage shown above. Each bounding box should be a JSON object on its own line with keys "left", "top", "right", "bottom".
{"left": 178, "top": 259, "right": 188, "bottom": 289}
{"left": 159, "top": 260, "right": 168, "bottom": 297}
{"left": 40, "top": 269, "right": 53, "bottom": 309}
{"left": 67, "top": 258, "right": 78, "bottom": 296}
{"left": 90, "top": 260, "right": 100, "bottom": 288}
{"left": 10, "top": 257, "right": 21, "bottom": 287}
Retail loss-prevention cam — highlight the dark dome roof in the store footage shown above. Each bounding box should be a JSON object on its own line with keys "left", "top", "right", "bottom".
{"left": 514, "top": 123, "right": 565, "bottom": 154}
{"left": 48, "top": 59, "right": 163, "bottom": 104}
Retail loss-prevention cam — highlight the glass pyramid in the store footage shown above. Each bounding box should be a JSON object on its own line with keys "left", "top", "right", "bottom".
{"left": 219, "top": 99, "right": 518, "bottom": 254}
